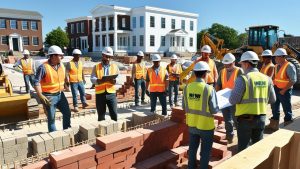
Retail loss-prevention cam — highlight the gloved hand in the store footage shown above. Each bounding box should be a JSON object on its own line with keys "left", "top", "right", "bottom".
{"left": 39, "top": 94, "right": 51, "bottom": 106}
{"left": 146, "top": 90, "right": 150, "bottom": 97}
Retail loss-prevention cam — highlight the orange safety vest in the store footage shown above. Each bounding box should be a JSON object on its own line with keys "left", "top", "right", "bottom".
{"left": 220, "top": 67, "right": 239, "bottom": 89}
{"left": 274, "top": 60, "right": 291, "bottom": 89}
{"left": 260, "top": 62, "right": 274, "bottom": 75}
{"left": 95, "top": 63, "right": 118, "bottom": 94}
{"left": 167, "top": 63, "right": 182, "bottom": 81}
{"left": 69, "top": 60, "right": 83, "bottom": 83}
{"left": 188, "top": 58, "right": 216, "bottom": 84}
{"left": 41, "top": 62, "right": 65, "bottom": 93}
{"left": 134, "top": 62, "right": 147, "bottom": 80}
{"left": 21, "top": 58, "right": 34, "bottom": 75}
{"left": 148, "top": 67, "right": 166, "bottom": 92}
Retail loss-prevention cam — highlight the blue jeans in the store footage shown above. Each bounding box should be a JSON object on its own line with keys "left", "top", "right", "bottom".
{"left": 70, "top": 82, "right": 87, "bottom": 107}
{"left": 96, "top": 92, "right": 117, "bottom": 121}
{"left": 23, "top": 74, "right": 34, "bottom": 93}
{"left": 150, "top": 92, "right": 167, "bottom": 115}
{"left": 236, "top": 115, "right": 266, "bottom": 152}
{"left": 221, "top": 106, "right": 236, "bottom": 138}
{"left": 43, "top": 92, "right": 71, "bottom": 132}
{"left": 134, "top": 79, "right": 146, "bottom": 105}
{"left": 271, "top": 86, "right": 293, "bottom": 121}
{"left": 169, "top": 80, "right": 179, "bottom": 106}
{"left": 188, "top": 128, "right": 214, "bottom": 169}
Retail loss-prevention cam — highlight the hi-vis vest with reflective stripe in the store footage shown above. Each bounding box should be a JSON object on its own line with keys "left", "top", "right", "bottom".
{"left": 167, "top": 64, "right": 182, "bottom": 81}
{"left": 134, "top": 62, "right": 147, "bottom": 80}
{"left": 184, "top": 82, "right": 215, "bottom": 130}
{"left": 95, "top": 63, "right": 117, "bottom": 94}
{"left": 236, "top": 72, "right": 270, "bottom": 116}
{"left": 220, "top": 67, "right": 239, "bottom": 89}
{"left": 21, "top": 58, "right": 34, "bottom": 75}
{"left": 69, "top": 60, "right": 83, "bottom": 83}
{"left": 41, "top": 63, "right": 65, "bottom": 93}
{"left": 260, "top": 63, "right": 274, "bottom": 75}
{"left": 188, "top": 58, "right": 216, "bottom": 84}
{"left": 274, "top": 61, "right": 290, "bottom": 89}
{"left": 147, "top": 67, "right": 166, "bottom": 92}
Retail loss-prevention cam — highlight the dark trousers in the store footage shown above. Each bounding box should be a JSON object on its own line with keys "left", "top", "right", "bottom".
{"left": 96, "top": 92, "right": 117, "bottom": 121}
{"left": 134, "top": 79, "right": 146, "bottom": 105}
{"left": 221, "top": 105, "right": 237, "bottom": 139}
{"left": 271, "top": 86, "right": 293, "bottom": 121}
{"left": 150, "top": 92, "right": 167, "bottom": 115}
{"left": 169, "top": 80, "right": 179, "bottom": 106}
{"left": 23, "top": 74, "right": 34, "bottom": 93}
{"left": 236, "top": 115, "right": 266, "bottom": 152}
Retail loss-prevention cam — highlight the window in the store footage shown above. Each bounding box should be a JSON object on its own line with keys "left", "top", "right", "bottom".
{"left": 140, "top": 16, "right": 144, "bottom": 28}
{"left": 161, "top": 36, "right": 165, "bottom": 46}
{"left": 76, "top": 38, "right": 80, "bottom": 48}
{"left": 31, "top": 21, "right": 37, "bottom": 30}
{"left": 0, "top": 19, "right": 6, "bottom": 29}
{"left": 182, "top": 38, "right": 185, "bottom": 46}
{"left": 122, "top": 18, "right": 125, "bottom": 28}
{"left": 150, "top": 35, "right": 155, "bottom": 46}
{"left": 23, "top": 37, "right": 29, "bottom": 45}
{"left": 171, "top": 19, "right": 175, "bottom": 29}
{"left": 1, "top": 36, "right": 8, "bottom": 45}
{"left": 150, "top": 16, "right": 155, "bottom": 28}
{"left": 22, "top": 21, "right": 28, "bottom": 30}
{"left": 161, "top": 17, "right": 165, "bottom": 28}
{"left": 32, "top": 37, "right": 39, "bottom": 46}
{"left": 190, "top": 37, "right": 193, "bottom": 47}
{"left": 132, "top": 17, "right": 136, "bottom": 29}
{"left": 95, "top": 35, "right": 100, "bottom": 47}
{"left": 10, "top": 20, "right": 17, "bottom": 29}
{"left": 140, "top": 35, "right": 144, "bottom": 46}
{"left": 76, "top": 23, "right": 80, "bottom": 33}
{"left": 190, "top": 21, "right": 194, "bottom": 31}
{"left": 71, "top": 38, "right": 74, "bottom": 48}
{"left": 132, "top": 36, "right": 136, "bottom": 46}
{"left": 71, "top": 24, "right": 74, "bottom": 34}
{"left": 81, "top": 22, "right": 84, "bottom": 33}
{"left": 181, "top": 20, "right": 185, "bottom": 30}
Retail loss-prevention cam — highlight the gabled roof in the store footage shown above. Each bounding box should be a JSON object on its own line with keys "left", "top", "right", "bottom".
{"left": 65, "top": 16, "right": 92, "bottom": 23}
{"left": 168, "top": 29, "right": 188, "bottom": 36}
{"left": 0, "top": 8, "right": 42, "bottom": 20}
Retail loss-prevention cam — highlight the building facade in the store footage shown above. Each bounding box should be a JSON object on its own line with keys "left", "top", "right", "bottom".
{"left": 0, "top": 8, "right": 43, "bottom": 52}
{"left": 66, "top": 16, "right": 93, "bottom": 54}
{"left": 90, "top": 5, "right": 198, "bottom": 55}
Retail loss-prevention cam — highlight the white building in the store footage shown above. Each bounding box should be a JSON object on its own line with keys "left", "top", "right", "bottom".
{"left": 90, "top": 5, "right": 198, "bottom": 55}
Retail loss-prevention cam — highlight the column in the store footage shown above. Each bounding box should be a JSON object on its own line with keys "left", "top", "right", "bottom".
{"left": 8, "top": 36, "right": 13, "bottom": 51}
{"left": 114, "top": 13, "right": 118, "bottom": 52}
{"left": 106, "top": 16, "right": 108, "bottom": 32}
{"left": 92, "top": 18, "right": 96, "bottom": 51}
{"left": 106, "top": 33, "right": 109, "bottom": 47}
{"left": 19, "top": 36, "right": 23, "bottom": 52}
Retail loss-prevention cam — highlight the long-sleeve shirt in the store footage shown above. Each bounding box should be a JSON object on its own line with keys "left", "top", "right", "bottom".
{"left": 34, "top": 61, "right": 63, "bottom": 86}
{"left": 14, "top": 58, "right": 36, "bottom": 73}
{"left": 90, "top": 62, "right": 120, "bottom": 85}
{"left": 229, "top": 67, "right": 276, "bottom": 105}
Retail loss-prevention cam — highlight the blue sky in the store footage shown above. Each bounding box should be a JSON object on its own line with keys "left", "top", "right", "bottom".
{"left": 1, "top": 0, "right": 300, "bottom": 38}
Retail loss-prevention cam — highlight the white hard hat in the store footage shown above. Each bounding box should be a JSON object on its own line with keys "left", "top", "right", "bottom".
{"left": 48, "top": 45, "right": 64, "bottom": 56}
{"left": 239, "top": 51, "right": 259, "bottom": 63}
{"left": 261, "top": 50, "right": 273, "bottom": 57}
{"left": 222, "top": 53, "right": 235, "bottom": 64}
{"left": 151, "top": 54, "right": 161, "bottom": 61}
{"left": 201, "top": 45, "right": 212, "bottom": 54}
{"left": 137, "top": 51, "right": 144, "bottom": 57}
{"left": 102, "top": 46, "right": 114, "bottom": 57}
{"left": 72, "top": 49, "right": 82, "bottom": 55}
{"left": 273, "top": 48, "right": 287, "bottom": 57}
{"left": 171, "top": 54, "right": 178, "bottom": 60}
{"left": 22, "top": 49, "right": 30, "bottom": 55}
{"left": 193, "top": 61, "right": 211, "bottom": 72}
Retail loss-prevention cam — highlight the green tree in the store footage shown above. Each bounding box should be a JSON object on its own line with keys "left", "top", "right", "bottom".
{"left": 45, "top": 27, "right": 69, "bottom": 49}
{"left": 237, "top": 33, "right": 248, "bottom": 47}
{"left": 197, "top": 29, "right": 208, "bottom": 50}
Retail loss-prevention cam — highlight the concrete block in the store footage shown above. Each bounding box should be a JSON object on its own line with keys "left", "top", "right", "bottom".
{"left": 39, "top": 133, "right": 54, "bottom": 153}
{"left": 97, "top": 121, "right": 111, "bottom": 136}
{"left": 3, "top": 146, "right": 16, "bottom": 154}
{"left": 32, "top": 135, "right": 46, "bottom": 155}
{"left": 49, "top": 131, "right": 63, "bottom": 151}
{"left": 1, "top": 137, "right": 16, "bottom": 148}
{"left": 15, "top": 134, "right": 28, "bottom": 144}
{"left": 16, "top": 142, "right": 29, "bottom": 149}
{"left": 64, "top": 128, "right": 75, "bottom": 146}
{"left": 79, "top": 123, "right": 97, "bottom": 140}
{"left": 57, "top": 131, "right": 70, "bottom": 148}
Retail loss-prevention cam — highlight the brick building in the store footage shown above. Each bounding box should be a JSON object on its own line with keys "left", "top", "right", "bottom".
{"left": 65, "top": 16, "right": 93, "bottom": 54}
{"left": 0, "top": 8, "right": 43, "bottom": 53}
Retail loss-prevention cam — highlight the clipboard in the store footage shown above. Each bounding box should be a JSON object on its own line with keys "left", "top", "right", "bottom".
{"left": 101, "top": 74, "right": 118, "bottom": 80}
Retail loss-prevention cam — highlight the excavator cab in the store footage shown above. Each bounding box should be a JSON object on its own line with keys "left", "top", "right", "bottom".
{"left": 247, "top": 25, "right": 279, "bottom": 50}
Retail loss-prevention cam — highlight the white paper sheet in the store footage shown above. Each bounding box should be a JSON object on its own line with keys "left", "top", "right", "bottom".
{"left": 216, "top": 88, "right": 232, "bottom": 109}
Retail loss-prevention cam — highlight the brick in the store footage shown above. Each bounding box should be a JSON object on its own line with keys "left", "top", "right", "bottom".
{"left": 209, "top": 151, "right": 232, "bottom": 169}
{"left": 22, "top": 159, "right": 49, "bottom": 169}
{"left": 211, "top": 142, "right": 227, "bottom": 159}
{"left": 49, "top": 131, "right": 63, "bottom": 151}
{"left": 49, "top": 149, "right": 77, "bottom": 168}
{"left": 135, "top": 128, "right": 154, "bottom": 142}
{"left": 69, "top": 144, "right": 96, "bottom": 161}
{"left": 96, "top": 132, "right": 131, "bottom": 150}
{"left": 96, "top": 154, "right": 113, "bottom": 165}
{"left": 137, "top": 155, "right": 166, "bottom": 169}
{"left": 113, "top": 155, "right": 127, "bottom": 164}
{"left": 78, "top": 157, "right": 97, "bottom": 169}
{"left": 79, "top": 123, "right": 97, "bottom": 141}
{"left": 32, "top": 135, "right": 46, "bottom": 155}
{"left": 159, "top": 150, "right": 179, "bottom": 164}
{"left": 213, "top": 132, "right": 226, "bottom": 142}
{"left": 94, "top": 140, "right": 134, "bottom": 159}
{"left": 58, "top": 162, "right": 78, "bottom": 169}
{"left": 126, "top": 130, "right": 144, "bottom": 146}
{"left": 88, "top": 167, "right": 96, "bottom": 169}
{"left": 57, "top": 131, "right": 71, "bottom": 148}
{"left": 40, "top": 133, "right": 54, "bottom": 153}
{"left": 214, "top": 113, "right": 224, "bottom": 125}
{"left": 15, "top": 134, "right": 28, "bottom": 144}
{"left": 1, "top": 137, "right": 16, "bottom": 147}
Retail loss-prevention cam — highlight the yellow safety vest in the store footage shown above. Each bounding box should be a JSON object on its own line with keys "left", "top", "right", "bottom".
{"left": 167, "top": 63, "right": 183, "bottom": 81}
{"left": 21, "top": 58, "right": 34, "bottom": 75}
{"left": 69, "top": 60, "right": 83, "bottom": 83}
{"left": 236, "top": 72, "right": 270, "bottom": 116}
{"left": 184, "top": 82, "right": 215, "bottom": 130}
{"left": 134, "top": 62, "right": 147, "bottom": 80}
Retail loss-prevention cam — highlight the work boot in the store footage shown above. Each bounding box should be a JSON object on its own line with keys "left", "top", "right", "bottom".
{"left": 82, "top": 103, "right": 89, "bottom": 109}
{"left": 141, "top": 101, "right": 147, "bottom": 105}
{"left": 74, "top": 106, "right": 79, "bottom": 112}
{"left": 226, "top": 135, "right": 234, "bottom": 144}
{"left": 265, "top": 119, "right": 279, "bottom": 130}
{"left": 284, "top": 120, "right": 293, "bottom": 127}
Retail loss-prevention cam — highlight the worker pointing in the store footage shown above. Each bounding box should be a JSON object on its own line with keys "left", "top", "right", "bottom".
{"left": 260, "top": 49, "right": 275, "bottom": 78}
{"left": 132, "top": 51, "right": 147, "bottom": 106}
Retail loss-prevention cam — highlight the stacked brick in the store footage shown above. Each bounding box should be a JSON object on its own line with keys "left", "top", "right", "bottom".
{"left": 132, "top": 112, "right": 157, "bottom": 126}
{"left": 116, "top": 76, "right": 135, "bottom": 102}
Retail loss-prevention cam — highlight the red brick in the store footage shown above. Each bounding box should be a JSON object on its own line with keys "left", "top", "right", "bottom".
{"left": 96, "top": 132, "right": 131, "bottom": 150}
{"left": 78, "top": 157, "right": 97, "bottom": 169}
{"left": 58, "top": 162, "right": 78, "bottom": 169}
{"left": 211, "top": 142, "right": 227, "bottom": 159}
{"left": 137, "top": 155, "right": 166, "bottom": 169}
{"left": 96, "top": 163, "right": 111, "bottom": 169}
{"left": 126, "top": 130, "right": 144, "bottom": 146}
{"left": 50, "top": 149, "right": 78, "bottom": 168}
{"left": 214, "top": 113, "right": 224, "bottom": 125}
{"left": 22, "top": 159, "right": 49, "bottom": 169}
{"left": 209, "top": 151, "right": 232, "bottom": 169}
{"left": 218, "top": 139, "right": 228, "bottom": 145}
{"left": 111, "top": 160, "right": 126, "bottom": 169}
{"left": 94, "top": 140, "right": 134, "bottom": 158}
{"left": 213, "top": 131, "right": 226, "bottom": 142}
{"left": 113, "top": 155, "right": 127, "bottom": 164}
{"left": 113, "top": 147, "right": 131, "bottom": 158}
{"left": 171, "top": 147, "right": 188, "bottom": 158}
{"left": 135, "top": 128, "right": 154, "bottom": 141}
{"left": 69, "top": 144, "right": 96, "bottom": 161}
{"left": 216, "top": 128, "right": 226, "bottom": 134}
{"left": 166, "top": 163, "right": 180, "bottom": 169}
{"left": 159, "top": 150, "right": 179, "bottom": 164}
{"left": 88, "top": 167, "right": 97, "bottom": 169}
{"left": 96, "top": 154, "right": 113, "bottom": 164}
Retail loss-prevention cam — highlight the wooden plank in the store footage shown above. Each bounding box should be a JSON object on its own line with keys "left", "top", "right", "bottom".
{"left": 289, "top": 133, "right": 300, "bottom": 169}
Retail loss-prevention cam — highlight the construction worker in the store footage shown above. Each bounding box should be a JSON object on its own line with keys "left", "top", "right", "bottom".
{"left": 183, "top": 61, "right": 219, "bottom": 169}
{"left": 132, "top": 51, "right": 147, "bottom": 106}
{"left": 14, "top": 49, "right": 35, "bottom": 93}
{"left": 260, "top": 49, "right": 275, "bottom": 78}
{"left": 215, "top": 53, "right": 243, "bottom": 143}
{"left": 167, "top": 54, "right": 182, "bottom": 108}
{"left": 146, "top": 54, "right": 169, "bottom": 115}
{"left": 66, "top": 49, "right": 89, "bottom": 112}
{"left": 229, "top": 51, "right": 276, "bottom": 152}
{"left": 91, "top": 47, "right": 119, "bottom": 121}
{"left": 268, "top": 48, "right": 297, "bottom": 130}
{"left": 34, "top": 45, "right": 71, "bottom": 132}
